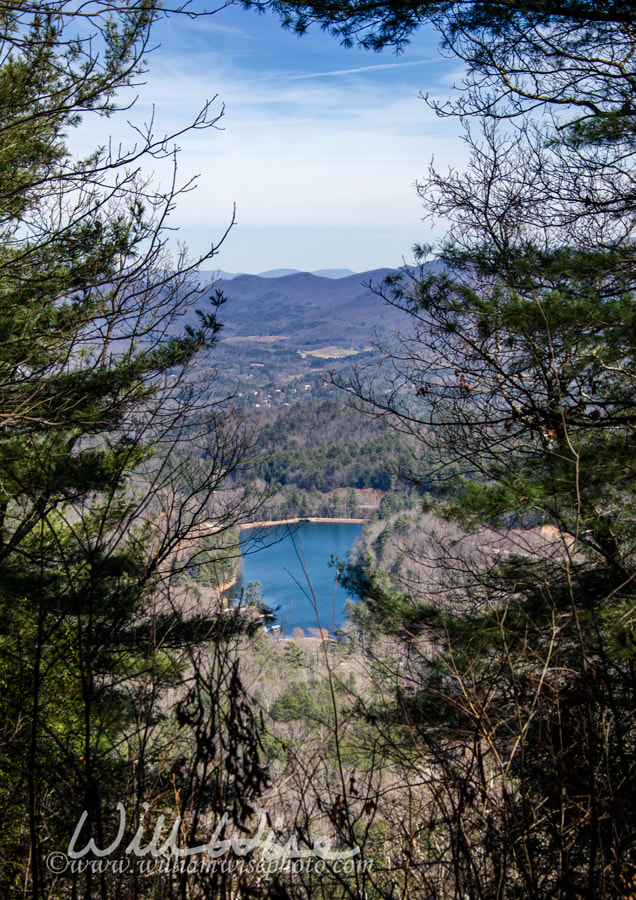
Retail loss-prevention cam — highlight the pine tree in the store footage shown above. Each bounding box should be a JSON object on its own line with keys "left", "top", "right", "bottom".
{"left": 259, "top": 0, "right": 636, "bottom": 894}
{"left": 0, "top": 5, "right": 268, "bottom": 898}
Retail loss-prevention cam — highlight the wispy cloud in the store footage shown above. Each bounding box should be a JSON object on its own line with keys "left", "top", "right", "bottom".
{"left": 71, "top": 6, "right": 467, "bottom": 270}
{"left": 288, "top": 57, "right": 441, "bottom": 79}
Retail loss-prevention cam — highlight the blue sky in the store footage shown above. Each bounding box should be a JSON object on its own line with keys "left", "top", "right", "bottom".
{"left": 82, "top": 5, "right": 467, "bottom": 273}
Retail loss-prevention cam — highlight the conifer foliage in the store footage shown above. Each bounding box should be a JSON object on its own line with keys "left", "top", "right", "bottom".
{"left": 0, "top": 5, "right": 268, "bottom": 898}
{"left": 283, "top": 0, "right": 636, "bottom": 896}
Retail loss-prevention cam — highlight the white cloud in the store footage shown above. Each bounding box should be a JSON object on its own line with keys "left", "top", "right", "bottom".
{"left": 287, "top": 57, "right": 441, "bottom": 79}
{"left": 70, "top": 9, "right": 466, "bottom": 269}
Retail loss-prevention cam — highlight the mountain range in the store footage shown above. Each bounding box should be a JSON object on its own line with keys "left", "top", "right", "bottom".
{"left": 183, "top": 264, "right": 443, "bottom": 407}
{"left": 209, "top": 267, "right": 356, "bottom": 281}
{"left": 194, "top": 266, "right": 426, "bottom": 350}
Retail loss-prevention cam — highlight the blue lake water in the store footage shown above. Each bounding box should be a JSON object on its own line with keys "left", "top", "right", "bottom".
{"left": 238, "top": 521, "right": 363, "bottom": 635}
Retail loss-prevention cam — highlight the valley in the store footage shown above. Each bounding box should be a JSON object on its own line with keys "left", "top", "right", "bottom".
{"left": 183, "top": 266, "right": 429, "bottom": 620}
{"left": 190, "top": 265, "right": 422, "bottom": 408}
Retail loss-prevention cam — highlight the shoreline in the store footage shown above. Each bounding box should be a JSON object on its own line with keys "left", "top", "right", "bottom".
{"left": 216, "top": 576, "right": 239, "bottom": 595}
{"left": 216, "top": 516, "right": 366, "bottom": 597}
{"left": 238, "top": 516, "right": 367, "bottom": 531}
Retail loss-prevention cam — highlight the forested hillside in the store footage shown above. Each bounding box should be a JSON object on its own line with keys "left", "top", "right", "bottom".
{"left": 231, "top": 399, "right": 422, "bottom": 520}
{"left": 197, "top": 340, "right": 374, "bottom": 408}
{"left": 188, "top": 265, "right": 427, "bottom": 409}
{"left": 247, "top": 400, "right": 415, "bottom": 491}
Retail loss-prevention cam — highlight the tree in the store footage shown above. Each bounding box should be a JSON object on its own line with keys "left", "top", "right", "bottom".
{"left": 256, "top": 0, "right": 636, "bottom": 209}
{"left": 330, "top": 52, "right": 636, "bottom": 900}
{"left": 338, "top": 210, "right": 636, "bottom": 893}
{"left": 244, "top": 0, "right": 636, "bottom": 895}
{"left": 0, "top": 4, "right": 271, "bottom": 898}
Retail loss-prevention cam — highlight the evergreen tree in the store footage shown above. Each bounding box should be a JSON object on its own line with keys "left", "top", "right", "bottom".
{"left": 253, "top": 0, "right": 636, "bottom": 894}
{"left": 0, "top": 5, "right": 269, "bottom": 898}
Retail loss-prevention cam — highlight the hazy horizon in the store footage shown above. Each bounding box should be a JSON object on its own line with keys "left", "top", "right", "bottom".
{"left": 71, "top": 6, "right": 466, "bottom": 274}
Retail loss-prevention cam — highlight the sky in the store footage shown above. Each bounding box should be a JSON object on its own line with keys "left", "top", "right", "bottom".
{"left": 80, "top": 4, "right": 468, "bottom": 274}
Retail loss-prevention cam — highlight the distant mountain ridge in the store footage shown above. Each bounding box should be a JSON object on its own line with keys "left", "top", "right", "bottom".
{"left": 205, "top": 266, "right": 409, "bottom": 349}
{"left": 188, "top": 263, "right": 441, "bottom": 350}
{"left": 206, "top": 267, "right": 356, "bottom": 281}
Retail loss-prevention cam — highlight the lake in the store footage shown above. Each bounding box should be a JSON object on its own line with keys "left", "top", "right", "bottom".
{"left": 238, "top": 521, "right": 363, "bottom": 635}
